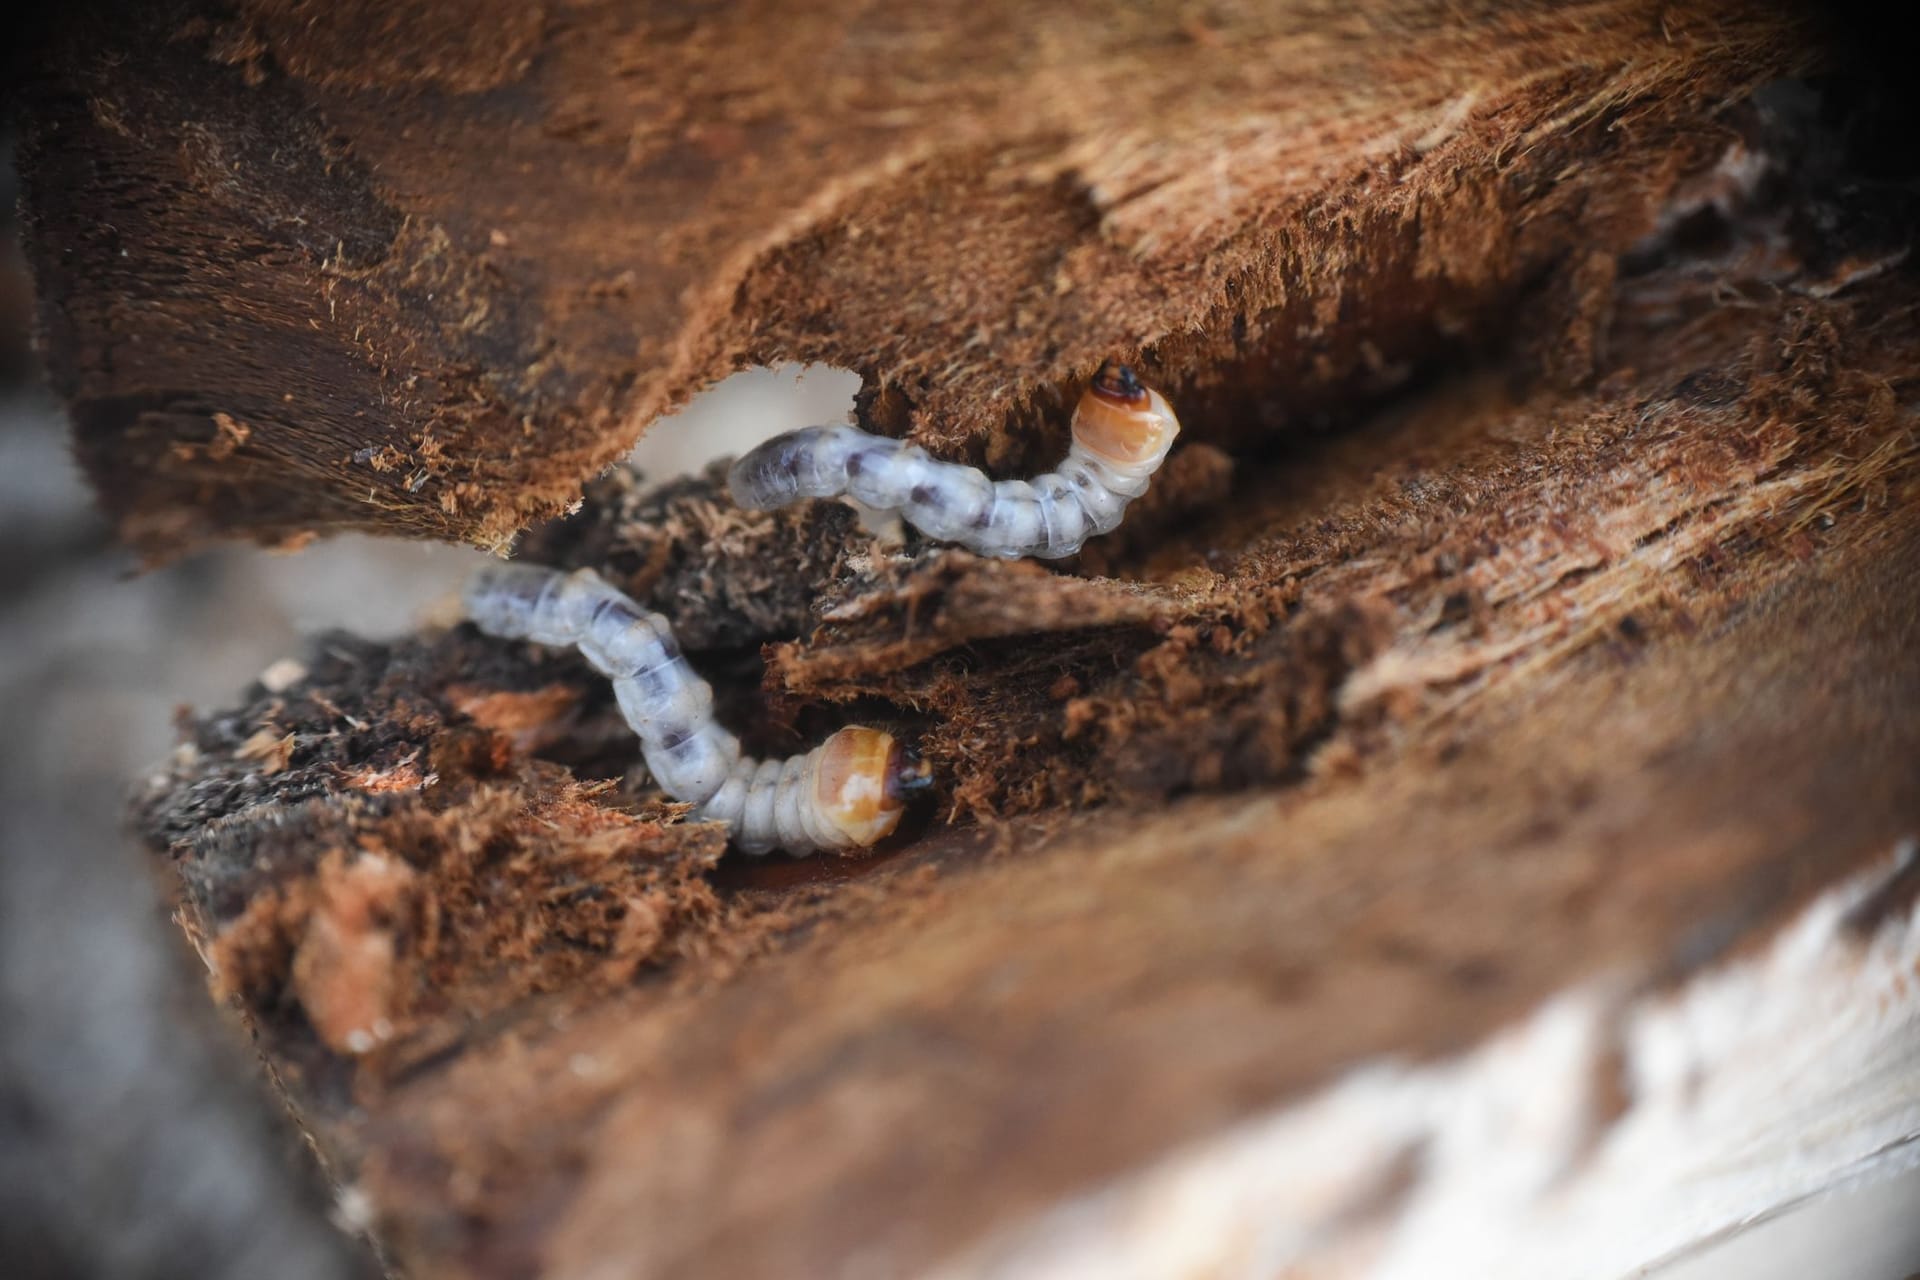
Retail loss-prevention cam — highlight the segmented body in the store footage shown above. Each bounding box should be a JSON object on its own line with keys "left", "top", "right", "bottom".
{"left": 464, "top": 564, "right": 924, "bottom": 855}
{"left": 727, "top": 362, "right": 1181, "bottom": 560}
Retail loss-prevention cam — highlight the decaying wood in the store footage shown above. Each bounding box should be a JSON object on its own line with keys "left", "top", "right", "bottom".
{"left": 18, "top": 0, "right": 1913, "bottom": 1270}
{"left": 134, "top": 95, "right": 1920, "bottom": 1274}
{"left": 18, "top": 0, "right": 1815, "bottom": 556}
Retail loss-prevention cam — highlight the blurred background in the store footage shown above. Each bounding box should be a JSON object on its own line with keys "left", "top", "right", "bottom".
{"left": 1, "top": 130, "right": 1916, "bottom": 1278}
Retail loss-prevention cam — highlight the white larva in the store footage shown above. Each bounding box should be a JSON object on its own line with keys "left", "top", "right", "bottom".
{"left": 463, "top": 563, "right": 930, "bottom": 856}
{"left": 727, "top": 361, "right": 1182, "bottom": 559}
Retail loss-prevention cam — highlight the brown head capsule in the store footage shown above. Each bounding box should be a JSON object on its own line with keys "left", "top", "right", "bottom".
{"left": 1070, "top": 360, "right": 1181, "bottom": 468}
{"left": 812, "top": 726, "right": 927, "bottom": 848}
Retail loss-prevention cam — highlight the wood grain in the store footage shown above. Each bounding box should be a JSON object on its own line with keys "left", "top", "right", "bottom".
{"left": 19, "top": 0, "right": 1810, "bottom": 554}
{"left": 138, "top": 214, "right": 1920, "bottom": 1274}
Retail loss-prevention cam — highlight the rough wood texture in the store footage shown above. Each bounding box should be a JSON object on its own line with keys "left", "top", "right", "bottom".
{"left": 18, "top": 0, "right": 1812, "bottom": 556}
{"left": 133, "top": 78, "right": 1920, "bottom": 1272}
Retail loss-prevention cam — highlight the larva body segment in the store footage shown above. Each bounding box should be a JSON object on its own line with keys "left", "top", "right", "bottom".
{"left": 687, "top": 727, "right": 917, "bottom": 856}
{"left": 727, "top": 361, "right": 1180, "bottom": 559}
{"left": 462, "top": 565, "right": 930, "bottom": 855}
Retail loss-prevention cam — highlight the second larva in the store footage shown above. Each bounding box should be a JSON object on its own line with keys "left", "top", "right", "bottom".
{"left": 464, "top": 563, "right": 932, "bottom": 856}
{"left": 727, "top": 361, "right": 1181, "bottom": 559}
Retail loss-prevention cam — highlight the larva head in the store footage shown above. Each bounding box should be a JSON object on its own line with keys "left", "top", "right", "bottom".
{"left": 813, "top": 727, "right": 933, "bottom": 849}
{"left": 1070, "top": 361, "right": 1180, "bottom": 468}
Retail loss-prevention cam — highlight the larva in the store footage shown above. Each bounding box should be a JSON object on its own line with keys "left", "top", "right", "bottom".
{"left": 727, "top": 361, "right": 1181, "bottom": 559}
{"left": 463, "top": 563, "right": 931, "bottom": 856}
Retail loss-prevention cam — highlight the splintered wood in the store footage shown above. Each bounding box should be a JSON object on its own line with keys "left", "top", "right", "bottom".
{"left": 19, "top": 0, "right": 1810, "bottom": 554}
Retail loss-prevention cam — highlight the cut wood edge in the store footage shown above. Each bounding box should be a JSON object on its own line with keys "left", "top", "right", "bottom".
{"left": 935, "top": 841, "right": 1920, "bottom": 1280}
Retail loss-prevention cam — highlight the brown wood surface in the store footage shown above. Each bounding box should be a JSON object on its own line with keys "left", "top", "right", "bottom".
{"left": 19, "top": 0, "right": 1809, "bottom": 555}
{"left": 137, "top": 183, "right": 1920, "bottom": 1278}
{"left": 23, "top": 0, "right": 1917, "bottom": 1274}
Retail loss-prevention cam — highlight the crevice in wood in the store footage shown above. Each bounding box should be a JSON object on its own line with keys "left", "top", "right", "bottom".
{"left": 125, "top": 69, "right": 1920, "bottom": 1271}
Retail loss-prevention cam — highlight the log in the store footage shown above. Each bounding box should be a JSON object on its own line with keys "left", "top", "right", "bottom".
{"left": 136, "top": 115, "right": 1920, "bottom": 1280}
{"left": 22, "top": 0, "right": 1920, "bottom": 1275}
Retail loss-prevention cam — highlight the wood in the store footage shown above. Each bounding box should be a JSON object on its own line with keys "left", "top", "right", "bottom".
{"left": 24, "top": 0, "right": 1920, "bottom": 1274}
{"left": 18, "top": 0, "right": 1810, "bottom": 556}
{"left": 136, "top": 149, "right": 1920, "bottom": 1280}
